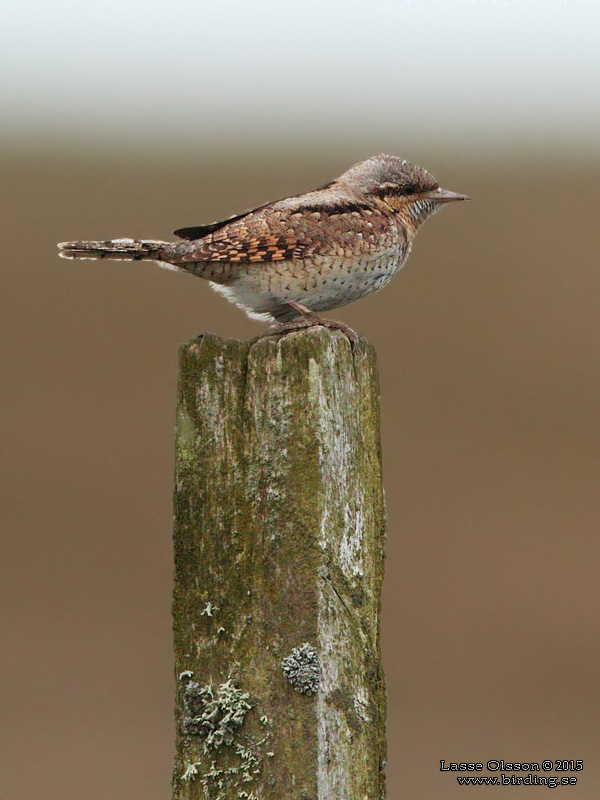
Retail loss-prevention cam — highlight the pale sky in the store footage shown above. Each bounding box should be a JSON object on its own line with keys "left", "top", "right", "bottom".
{"left": 4, "top": 0, "right": 599, "bottom": 151}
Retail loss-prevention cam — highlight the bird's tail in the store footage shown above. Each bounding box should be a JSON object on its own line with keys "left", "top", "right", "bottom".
{"left": 58, "top": 238, "right": 167, "bottom": 261}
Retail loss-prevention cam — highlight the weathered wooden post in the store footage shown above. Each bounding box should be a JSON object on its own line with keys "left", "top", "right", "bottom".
{"left": 172, "top": 327, "right": 387, "bottom": 799}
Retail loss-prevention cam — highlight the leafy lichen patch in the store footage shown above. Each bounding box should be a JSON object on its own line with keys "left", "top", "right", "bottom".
{"left": 183, "top": 679, "right": 252, "bottom": 748}
{"left": 179, "top": 679, "right": 272, "bottom": 797}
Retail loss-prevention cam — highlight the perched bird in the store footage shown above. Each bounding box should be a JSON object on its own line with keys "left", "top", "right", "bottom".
{"left": 58, "top": 155, "right": 468, "bottom": 336}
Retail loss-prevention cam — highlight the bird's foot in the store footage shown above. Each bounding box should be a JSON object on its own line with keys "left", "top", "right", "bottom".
{"left": 251, "top": 301, "right": 359, "bottom": 347}
{"left": 254, "top": 319, "right": 359, "bottom": 348}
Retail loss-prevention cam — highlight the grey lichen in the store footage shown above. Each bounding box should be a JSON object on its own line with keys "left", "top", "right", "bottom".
{"left": 181, "top": 762, "right": 200, "bottom": 782}
{"left": 201, "top": 601, "right": 218, "bottom": 616}
{"left": 183, "top": 679, "right": 252, "bottom": 748}
{"left": 281, "top": 643, "right": 321, "bottom": 695}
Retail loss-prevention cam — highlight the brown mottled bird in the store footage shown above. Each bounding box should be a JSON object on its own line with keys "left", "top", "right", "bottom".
{"left": 58, "top": 155, "right": 468, "bottom": 334}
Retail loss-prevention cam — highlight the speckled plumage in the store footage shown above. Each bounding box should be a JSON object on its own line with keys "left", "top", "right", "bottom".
{"left": 58, "top": 155, "right": 468, "bottom": 324}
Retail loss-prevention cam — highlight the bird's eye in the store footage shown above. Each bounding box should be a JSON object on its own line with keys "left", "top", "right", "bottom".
{"left": 403, "top": 184, "right": 417, "bottom": 196}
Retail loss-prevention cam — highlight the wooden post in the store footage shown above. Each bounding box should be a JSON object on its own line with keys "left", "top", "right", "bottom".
{"left": 172, "top": 328, "right": 387, "bottom": 800}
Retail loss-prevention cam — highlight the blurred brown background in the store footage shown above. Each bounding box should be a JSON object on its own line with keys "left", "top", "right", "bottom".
{"left": 2, "top": 2, "right": 600, "bottom": 798}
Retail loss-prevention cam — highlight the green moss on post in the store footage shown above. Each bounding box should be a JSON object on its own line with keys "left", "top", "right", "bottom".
{"left": 172, "top": 328, "right": 387, "bottom": 800}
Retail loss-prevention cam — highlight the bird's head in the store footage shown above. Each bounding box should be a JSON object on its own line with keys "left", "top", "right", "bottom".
{"left": 342, "top": 154, "right": 469, "bottom": 234}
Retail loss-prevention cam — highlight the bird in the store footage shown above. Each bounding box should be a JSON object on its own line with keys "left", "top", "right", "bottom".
{"left": 58, "top": 154, "right": 468, "bottom": 338}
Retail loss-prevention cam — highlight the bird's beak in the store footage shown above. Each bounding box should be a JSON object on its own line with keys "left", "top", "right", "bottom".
{"left": 430, "top": 187, "right": 470, "bottom": 204}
